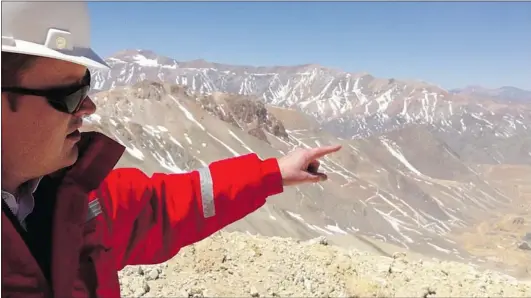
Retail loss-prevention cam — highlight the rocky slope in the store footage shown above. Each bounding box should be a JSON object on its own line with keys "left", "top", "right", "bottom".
{"left": 118, "top": 231, "right": 531, "bottom": 297}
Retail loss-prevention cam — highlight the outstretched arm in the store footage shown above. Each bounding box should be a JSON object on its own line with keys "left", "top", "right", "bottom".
{"left": 94, "top": 144, "right": 341, "bottom": 271}
{"left": 96, "top": 153, "right": 283, "bottom": 270}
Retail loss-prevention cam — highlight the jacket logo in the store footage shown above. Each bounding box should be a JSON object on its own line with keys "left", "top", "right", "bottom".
{"left": 86, "top": 199, "right": 102, "bottom": 222}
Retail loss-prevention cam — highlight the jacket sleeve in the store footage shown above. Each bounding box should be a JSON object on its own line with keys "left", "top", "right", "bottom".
{"left": 95, "top": 153, "right": 283, "bottom": 271}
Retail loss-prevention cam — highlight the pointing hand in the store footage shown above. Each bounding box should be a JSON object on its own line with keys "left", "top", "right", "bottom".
{"left": 277, "top": 145, "right": 342, "bottom": 187}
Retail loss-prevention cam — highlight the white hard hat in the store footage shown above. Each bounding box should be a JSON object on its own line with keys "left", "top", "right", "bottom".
{"left": 2, "top": 1, "right": 109, "bottom": 69}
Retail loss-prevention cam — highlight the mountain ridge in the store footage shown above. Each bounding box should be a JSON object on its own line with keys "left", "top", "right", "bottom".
{"left": 451, "top": 85, "right": 531, "bottom": 103}
{"left": 105, "top": 49, "right": 529, "bottom": 93}
{"left": 91, "top": 49, "right": 531, "bottom": 149}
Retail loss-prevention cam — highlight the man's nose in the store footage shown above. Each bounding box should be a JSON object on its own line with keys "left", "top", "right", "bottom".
{"left": 75, "top": 96, "right": 96, "bottom": 116}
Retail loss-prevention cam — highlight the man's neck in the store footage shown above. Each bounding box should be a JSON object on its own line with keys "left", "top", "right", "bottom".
{"left": 2, "top": 177, "right": 43, "bottom": 197}
{"left": 2, "top": 181, "right": 24, "bottom": 195}
{"left": 1, "top": 171, "right": 27, "bottom": 195}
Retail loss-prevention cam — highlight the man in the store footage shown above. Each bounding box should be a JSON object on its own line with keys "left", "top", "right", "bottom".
{"left": 1, "top": 2, "right": 342, "bottom": 298}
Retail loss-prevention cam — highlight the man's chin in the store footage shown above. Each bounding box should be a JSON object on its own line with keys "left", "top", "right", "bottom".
{"left": 64, "top": 144, "right": 80, "bottom": 167}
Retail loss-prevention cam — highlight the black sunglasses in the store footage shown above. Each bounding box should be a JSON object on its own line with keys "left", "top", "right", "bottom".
{"left": 2, "top": 69, "right": 91, "bottom": 114}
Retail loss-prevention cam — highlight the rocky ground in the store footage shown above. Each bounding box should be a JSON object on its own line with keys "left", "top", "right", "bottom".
{"left": 118, "top": 231, "right": 531, "bottom": 297}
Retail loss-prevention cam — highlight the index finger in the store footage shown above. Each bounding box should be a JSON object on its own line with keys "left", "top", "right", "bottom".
{"left": 308, "top": 144, "right": 342, "bottom": 160}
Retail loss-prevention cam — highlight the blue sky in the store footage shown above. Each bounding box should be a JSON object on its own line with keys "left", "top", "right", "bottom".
{"left": 88, "top": 2, "right": 531, "bottom": 90}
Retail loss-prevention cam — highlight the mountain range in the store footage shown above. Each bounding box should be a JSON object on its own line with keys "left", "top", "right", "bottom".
{"left": 85, "top": 49, "right": 531, "bottom": 278}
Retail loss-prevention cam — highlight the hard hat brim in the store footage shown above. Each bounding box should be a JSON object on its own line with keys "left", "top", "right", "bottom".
{"left": 2, "top": 39, "right": 110, "bottom": 70}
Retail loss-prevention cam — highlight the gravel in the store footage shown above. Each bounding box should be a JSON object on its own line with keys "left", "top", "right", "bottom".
{"left": 118, "top": 231, "right": 531, "bottom": 297}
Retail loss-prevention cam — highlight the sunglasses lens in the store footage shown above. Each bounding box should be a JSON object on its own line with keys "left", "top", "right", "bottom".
{"left": 48, "top": 85, "right": 89, "bottom": 114}
{"left": 66, "top": 86, "right": 89, "bottom": 113}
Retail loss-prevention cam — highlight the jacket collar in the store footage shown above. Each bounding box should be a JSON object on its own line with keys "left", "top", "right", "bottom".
{"left": 49, "top": 131, "right": 125, "bottom": 297}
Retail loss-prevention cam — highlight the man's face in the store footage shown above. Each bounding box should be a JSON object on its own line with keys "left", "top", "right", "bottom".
{"left": 1, "top": 58, "right": 97, "bottom": 181}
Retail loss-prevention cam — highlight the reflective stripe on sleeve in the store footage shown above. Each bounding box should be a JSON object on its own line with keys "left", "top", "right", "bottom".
{"left": 86, "top": 198, "right": 102, "bottom": 222}
{"left": 197, "top": 166, "right": 215, "bottom": 218}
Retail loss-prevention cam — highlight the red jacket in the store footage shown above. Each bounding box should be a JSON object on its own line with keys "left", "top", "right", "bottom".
{"left": 2, "top": 131, "right": 284, "bottom": 298}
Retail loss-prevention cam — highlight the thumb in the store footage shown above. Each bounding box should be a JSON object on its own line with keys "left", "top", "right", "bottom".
{"left": 302, "top": 171, "right": 327, "bottom": 183}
